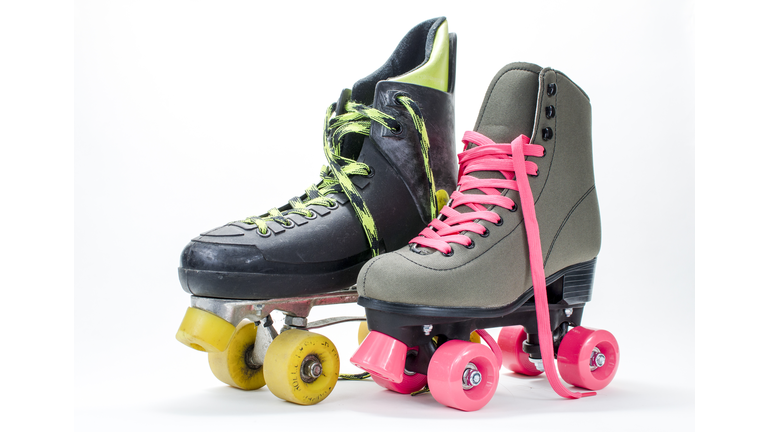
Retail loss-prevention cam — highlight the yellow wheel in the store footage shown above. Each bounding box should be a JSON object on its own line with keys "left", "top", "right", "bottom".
{"left": 176, "top": 307, "right": 236, "bottom": 352}
{"left": 470, "top": 331, "right": 481, "bottom": 344}
{"left": 357, "top": 321, "right": 370, "bottom": 345}
{"left": 263, "top": 329, "right": 340, "bottom": 405}
{"left": 207, "top": 321, "right": 266, "bottom": 390}
{"left": 436, "top": 189, "right": 450, "bottom": 212}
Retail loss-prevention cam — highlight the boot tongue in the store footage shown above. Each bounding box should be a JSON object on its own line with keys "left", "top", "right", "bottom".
{"left": 473, "top": 62, "right": 541, "bottom": 144}
{"left": 452, "top": 144, "right": 508, "bottom": 215}
{"left": 350, "top": 17, "right": 445, "bottom": 105}
{"left": 450, "top": 62, "right": 543, "bottom": 215}
{"left": 339, "top": 17, "right": 446, "bottom": 160}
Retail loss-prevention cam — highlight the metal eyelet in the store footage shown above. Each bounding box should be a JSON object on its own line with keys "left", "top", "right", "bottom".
{"left": 394, "top": 91, "right": 411, "bottom": 104}
{"left": 390, "top": 123, "right": 403, "bottom": 135}
{"left": 541, "top": 148, "right": 547, "bottom": 157}
{"left": 494, "top": 217, "right": 504, "bottom": 226}
{"left": 464, "top": 240, "right": 475, "bottom": 249}
{"left": 547, "top": 83, "right": 557, "bottom": 96}
{"left": 282, "top": 219, "right": 295, "bottom": 229}
{"left": 366, "top": 167, "right": 376, "bottom": 178}
{"left": 542, "top": 127, "right": 553, "bottom": 141}
{"left": 326, "top": 201, "right": 339, "bottom": 210}
{"left": 510, "top": 204, "right": 518, "bottom": 212}
{"left": 545, "top": 105, "right": 556, "bottom": 119}
{"left": 303, "top": 211, "right": 317, "bottom": 220}
{"left": 257, "top": 229, "right": 272, "bottom": 238}
{"left": 442, "top": 248, "right": 454, "bottom": 257}
{"left": 480, "top": 229, "right": 490, "bottom": 238}
{"left": 533, "top": 170, "right": 540, "bottom": 177}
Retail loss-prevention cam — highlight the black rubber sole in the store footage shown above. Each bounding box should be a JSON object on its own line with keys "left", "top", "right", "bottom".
{"left": 178, "top": 261, "right": 366, "bottom": 300}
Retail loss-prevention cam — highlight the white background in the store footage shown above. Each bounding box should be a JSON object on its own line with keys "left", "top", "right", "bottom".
{"left": 74, "top": 0, "right": 695, "bottom": 429}
{"left": 5, "top": 0, "right": 763, "bottom": 430}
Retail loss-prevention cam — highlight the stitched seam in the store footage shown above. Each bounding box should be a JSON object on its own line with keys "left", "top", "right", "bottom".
{"left": 395, "top": 212, "right": 526, "bottom": 272}
{"left": 361, "top": 255, "right": 385, "bottom": 289}
{"left": 543, "top": 185, "right": 596, "bottom": 267}
{"left": 396, "top": 184, "right": 596, "bottom": 273}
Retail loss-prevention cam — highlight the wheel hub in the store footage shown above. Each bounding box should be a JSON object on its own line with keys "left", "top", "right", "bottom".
{"left": 243, "top": 345, "right": 262, "bottom": 369}
{"left": 300, "top": 354, "right": 323, "bottom": 383}
{"left": 462, "top": 362, "right": 482, "bottom": 389}
{"left": 589, "top": 347, "right": 606, "bottom": 371}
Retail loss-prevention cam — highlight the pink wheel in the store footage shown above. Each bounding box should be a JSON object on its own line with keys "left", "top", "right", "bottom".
{"left": 557, "top": 326, "right": 619, "bottom": 391}
{"left": 427, "top": 340, "right": 499, "bottom": 411}
{"left": 372, "top": 372, "right": 428, "bottom": 394}
{"left": 498, "top": 326, "right": 542, "bottom": 376}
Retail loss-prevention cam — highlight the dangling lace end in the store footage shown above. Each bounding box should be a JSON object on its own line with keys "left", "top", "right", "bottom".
{"left": 510, "top": 134, "right": 594, "bottom": 400}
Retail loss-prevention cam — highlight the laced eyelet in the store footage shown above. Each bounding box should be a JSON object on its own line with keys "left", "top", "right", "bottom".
{"left": 464, "top": 240, "right": 475, "bottom": 249}
{"left": 303, "top": 211, "right": 317, "bottom": 220}
{"left": 547, "top": 83, "right": 557, "bottom": 96}
{"left": 510, "top": 204, "right": 518, "bottom": 212}
{"left": 282, "top": 219, "right": 295, "bottom": 229}
{"left": 442, "top": 248, "right": 454, "bottom": 257}
{"left": 257, "top": 229, "right": 271, "bottom": 238}
{"left": 390, "top": 123, "right": 403, "bottom": 135}
{"left": 366, "top": 167, "right": 376, "bottom": 178}
{"left": 480, "top": 229, "right": 490, "bottom": 238}
{"left": 326, "top": 201, "right": 339, "bottom": 210}
{"left": 394, "top": 91, "right": 411, "bottom": 104}
{"left": 533, "top": 170, "right": 540, "bottom": 177}
{"left": 541, "top": 148, "right": 547, "bottom": 157}
{"left": 494, "top": 217, "right": 504, "bottom": 226}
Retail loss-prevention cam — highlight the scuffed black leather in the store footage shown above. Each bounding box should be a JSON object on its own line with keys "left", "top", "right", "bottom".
{"left": 371, "top": 81, "right": 457, "bottom": 225}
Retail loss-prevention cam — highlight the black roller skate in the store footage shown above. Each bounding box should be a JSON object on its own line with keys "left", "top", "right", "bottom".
{"left": 175, "top": 17, "right": 458, "bottom": 405}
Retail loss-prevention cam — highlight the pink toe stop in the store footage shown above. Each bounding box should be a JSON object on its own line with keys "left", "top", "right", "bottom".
{"left": 350, "top": 331, "right": 407, "bottom": 383}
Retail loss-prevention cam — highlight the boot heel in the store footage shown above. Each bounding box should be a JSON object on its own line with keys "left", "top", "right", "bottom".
{"left": 558, "top": 258, "right": 597, "bottom": 305}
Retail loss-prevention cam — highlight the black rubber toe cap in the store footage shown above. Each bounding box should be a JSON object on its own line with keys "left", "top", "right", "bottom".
{"left": 177, "top": 238, "right": 368, "bottom": 299}
{"left": 180, "top": 240, "right": 267, "bottom": 274}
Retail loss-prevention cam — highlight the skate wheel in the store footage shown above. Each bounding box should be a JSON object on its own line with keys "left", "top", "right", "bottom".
{"left": 263, "top": 329, "right": 340, "bottom": 405}
{"left": 469, "top": 331, "right": 481, "bottom": 344}
{"left": 372, "top": 372, "right": 428, "bottom": 394}
{"left": 557, "top": 326, "right": 619, "bottom": 391}
{"left": 175, "top": 307, "right": 236, "bottom": 352}
{"left": 357, "top": 321, "right": 370, "bottom": 345}
{"left": 498, "top": 326, "right": 542, "bottom": 376}
{"left": 207, "top": 321, "right": 266, "bottom": 390}
{"left": 427, "top": 340, "right": 499, "bottom": 411}
{"left": 436, "top": 189, "right": 450, "bottom": 211}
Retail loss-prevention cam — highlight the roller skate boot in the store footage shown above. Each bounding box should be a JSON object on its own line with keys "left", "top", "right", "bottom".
{"left": 175, "top": 17, "right": 458, "bottom": 405}
{"left": 351, "top": 62, "right": 619, "bottom": 411}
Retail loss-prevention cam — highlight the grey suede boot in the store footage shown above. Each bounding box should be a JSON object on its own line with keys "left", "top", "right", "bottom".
{"left": 351, "top": 62, "right": 619, "bottom": 412}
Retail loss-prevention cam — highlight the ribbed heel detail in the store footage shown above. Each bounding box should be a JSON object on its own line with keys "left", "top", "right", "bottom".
{"left": 560, "top": 258, "right": 597, "bottom": 305}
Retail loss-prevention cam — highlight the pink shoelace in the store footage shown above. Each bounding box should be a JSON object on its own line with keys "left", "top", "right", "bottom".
{"left": 411, "top": 131, "right": 595, "bottom": 399}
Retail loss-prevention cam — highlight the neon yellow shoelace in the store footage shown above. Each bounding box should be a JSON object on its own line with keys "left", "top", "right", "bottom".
{"left": 243, "top": 96, "right": 436, "bottom": 257}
